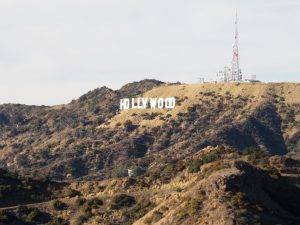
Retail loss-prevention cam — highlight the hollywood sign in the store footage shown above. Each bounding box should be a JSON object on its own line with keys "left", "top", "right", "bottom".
{"left": 120, "top": 97, "right": 176, "bottom": 110}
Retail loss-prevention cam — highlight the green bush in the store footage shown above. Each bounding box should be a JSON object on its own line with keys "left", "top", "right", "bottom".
{"left": 188, "top": 152, "right": 221, "bottom": 173}
{"left": 111, "top": 166, "right": 128, "bottom": 178}
{"left": 188, "top": 159, "right": 202, "bottom": 173}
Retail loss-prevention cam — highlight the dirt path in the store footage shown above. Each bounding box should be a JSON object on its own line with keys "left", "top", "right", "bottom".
{"left": 0, "top": 200, "right": 54, "bottom": 211}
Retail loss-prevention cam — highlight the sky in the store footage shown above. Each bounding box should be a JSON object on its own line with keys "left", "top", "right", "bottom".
{"left": 0, "top": 0, "right": 299, "bottom": 105}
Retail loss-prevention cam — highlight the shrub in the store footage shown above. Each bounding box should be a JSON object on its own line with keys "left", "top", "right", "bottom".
{"left": 47, "top": 217, "right": 69, "bottom": 225}
{"left": 261, "top": 165, "right": 280, "bottom": 177}
{"left": 230, "top": 192, "right": 246, "bottom": 209}
{"left": 75, "top": 197, "right": 86, "bottom": 206}
{"left": 0, "top": 184, "right": 12, "bottom": 194}
{"left": 75, "top": 201, "right": 93, "bottom": 225}
{"left": 86, "top": 197, "right": 103, "bottom": 209}
{"left": 16, "top": 205, "right": 29, "bottom": 214}
{"left": 75, "top": 213, "right": 91, "bottom": 225}
{"left": 122, "top": 200, "right": 155, "bottom": 223}
{"left": 89, "top": 105, "right": 100, "bottom": 114}
{"left": 124, "top": 120, "right": 138, "bottom": 132}
{"left": 51, "top": 200, "right": 67, "bottom": 211}
{"left": 111, "top": 166, "right": 128, "bottom": 178}
{"left": 141, "top": 112, "right": 162, "bottom": 120}
{"left": 94, "top": 118, "right": 104, "bottom": 126}
{"left": 188, "top": 152, "right": 221, "bottom": 173}
{"left": 186, "top": 198, "right": 201, "bottom": 216}
{"left": 0, "top": 210, "right": 9, "bottom": 222}
{"left": 66, "top": 189, "right": 81, "bottom": 197}
{"left": 25, "top": 208, "right": 42, "bottom": 222}
{"left": 144, "top": 216, "right": 154, "bottom": 225}
{"left": 178, "top": 193, "right": 205, "bottom": 220}
{"left": 128, "top": 165, "right": 145, "bottom": 177}
{"left": 152, "top": 211, "right": 163, "bottom": 222}
{"left": 111, "top": 194, "right": 136, "bottom": 210}
{"left": 286, "top": 110, "right": 295, "bottom": 123}
{"left": 241, "top": 146, "right": 259, "bottom": 155}
{"left": 178, "top": 210, "right": 188, "bottom": 220}
{"left": 203, "top": 91, "right": 215, "bottom": 97}
{"left": 175, "top": 187, "right": 183, "bottom": 192}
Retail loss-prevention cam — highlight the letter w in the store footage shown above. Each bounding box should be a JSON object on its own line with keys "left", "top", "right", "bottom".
{"left": 150, "top": 98, "right": 157, "bottom": 109}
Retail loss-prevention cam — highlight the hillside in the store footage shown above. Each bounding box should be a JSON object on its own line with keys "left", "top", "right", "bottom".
{"left": 1, "top": 81, "right": 300, "bottom": 179}
{"left": 0, "top": 80, "right": 300, "bottom": 225}
{"left": 102, "top": 82, "right": 300, "bottom": 128}
{"left": 1, "top": 146, "right": 299, "bottom": 225}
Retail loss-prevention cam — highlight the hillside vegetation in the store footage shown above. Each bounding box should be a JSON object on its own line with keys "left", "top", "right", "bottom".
{"left": 0, "top": 80, "right": 300, "bottom": 224}
{"left": 1, "top": 145, "right": 299, "bottom": 225}
{"left": 1, "top": 81, "right": 300, "bottom": 179}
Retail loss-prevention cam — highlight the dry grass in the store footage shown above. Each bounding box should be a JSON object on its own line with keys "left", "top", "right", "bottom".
{"left": 99, "top": 82, "right": 300, "bottom": 129}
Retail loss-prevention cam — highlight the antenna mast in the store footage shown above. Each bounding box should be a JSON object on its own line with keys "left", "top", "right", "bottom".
{"left": 231, "top": 11, "right": 242, "bottom": 81}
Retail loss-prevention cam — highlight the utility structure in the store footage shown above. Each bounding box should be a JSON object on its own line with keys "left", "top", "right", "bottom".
{"left": 231, "top": 12, "right": 242, "bottom": 81}
{"left": 216, "top": 12, "right": 242, "bottom": 82}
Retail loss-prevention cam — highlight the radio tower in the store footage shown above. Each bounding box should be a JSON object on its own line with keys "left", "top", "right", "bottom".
{"left": 231, "top": 12, "right": 242, "bottom": 81}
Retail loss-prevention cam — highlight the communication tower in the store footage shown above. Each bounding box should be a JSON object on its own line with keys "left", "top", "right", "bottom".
{"left": 231, "top": 12, "right": 242, "bottom": 81}
{"left": 216, "top": 12, "right": 243, "bottom": 83}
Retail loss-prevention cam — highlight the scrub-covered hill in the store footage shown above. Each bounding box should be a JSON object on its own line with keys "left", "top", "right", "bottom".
{"left": 0, "top": 80, "right": 300, "bottom": 225}
{"left": 0, "top": 81, "right": 300, "bottom": 180}
{"left": 1, "top": 146, "right": 299, "bottom": 225}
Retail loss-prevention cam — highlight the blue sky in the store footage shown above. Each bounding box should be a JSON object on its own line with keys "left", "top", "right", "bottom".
{"left": 0, "top": 0, "right": 299, "bottom": 105}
